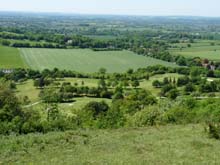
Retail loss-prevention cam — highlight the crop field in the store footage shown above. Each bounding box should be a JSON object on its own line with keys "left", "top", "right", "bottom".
{"left": 0, "top": 46, "right": 26, "bottom": 68}
{"left": 1, "top": 124, "right": 220, "bottom": 164}
{"left": 170, "top": 40, "right": 220, "bottom": 61}
{"left": 20, "top": 48, "right": 177, "bottom": 73}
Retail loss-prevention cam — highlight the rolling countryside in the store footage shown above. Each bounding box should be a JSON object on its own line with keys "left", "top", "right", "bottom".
{"left": 1, "top": 2, "right": 220, "bottom": 164}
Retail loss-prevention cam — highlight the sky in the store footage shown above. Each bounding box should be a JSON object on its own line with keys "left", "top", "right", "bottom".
{"left": 0, "top": 0, "right": 220, "bottom": 17}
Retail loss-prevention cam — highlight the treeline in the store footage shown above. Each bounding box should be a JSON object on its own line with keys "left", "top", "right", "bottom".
{"left": 3, "top": 65, "right": 220, "bottom": 88}
{"left": 0, "top": 32, "right": 126, "bottom": 49}
{"left": 11, "top": 42, "right": 66, "bottom": 49}
{"left": 0, "top": 66, "right": 215, "bottom": 89}
{"left": 0, "top": 66, "right": 189, "bottom": 82}
{"left": 92, "top": 48, "right": 123, "bottom": 51}
{"left": 0, "top": 32, "right": 66, "bottom": 44}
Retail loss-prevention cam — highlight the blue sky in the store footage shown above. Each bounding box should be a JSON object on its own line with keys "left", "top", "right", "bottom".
{"left": 0, "top": 0, "right": 219, "bottom": 17}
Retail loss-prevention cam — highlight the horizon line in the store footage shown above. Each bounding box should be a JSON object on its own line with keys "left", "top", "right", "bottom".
{"left": 1, "top": 10, "right": 220, "bottom": 19}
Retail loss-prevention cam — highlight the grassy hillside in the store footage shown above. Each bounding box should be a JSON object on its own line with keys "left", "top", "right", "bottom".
{"left": 20, "top": 48, "right": 177, "bottom": 73}
{"left": 1, "top": 124, "right": 220, "bottom": 164}
{"left": 0, "top": 46, "right": 27, "bottom": 68}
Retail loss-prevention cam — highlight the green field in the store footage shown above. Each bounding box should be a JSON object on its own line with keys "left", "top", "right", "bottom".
{"left": 170, "top": 40, "right": 220, "bottom": 61}
{"left": 20, "top": 48, "right": 177, "bottom": 73}
{"left": 171, "top": 49, "right": 220, "bottom": 61}
{"left": 0, "top": 46, "right": 26, "bottom": 68}
{"left": 1, "top": 124, "right": 220, "bottom": 164}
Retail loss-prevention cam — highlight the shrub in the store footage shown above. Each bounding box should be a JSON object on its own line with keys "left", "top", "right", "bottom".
{"left": 96, "top": 103, "right": 126, "bottom": 129}
{"left": 152, "top": 80, "right": 162, "bottom": 88}
{"left": 128, "top": 106, "right": 164, "bottom": 127}
{"left": 207, "top": 123, "right": 220, "bottom": 139}
{"left": 76, "top": 108, "right": 96, "bottom": 128}
{"left": 167, "top": 89, "right": 179, "bottom": 100}
{"left": 83, "top": 101, "right": 109, "bottom": 117}
{"left": 164, "top": 105, "right": 194, "bottom": 124}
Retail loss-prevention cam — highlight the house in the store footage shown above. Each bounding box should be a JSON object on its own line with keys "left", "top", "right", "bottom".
{"left": 0, "top": 69, "right": 14, "bottom": 74}
{"left": 67, "top": 40, "right": 73, "bottom": 45}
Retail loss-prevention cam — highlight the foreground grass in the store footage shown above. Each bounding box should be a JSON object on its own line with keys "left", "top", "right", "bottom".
{"left": 0, "top": 124, "right": 220, "bottom": 164}
{"left": 20, "top": 48, "right": 177, "bottom": 73}
{"left": 0, "top": 45, "right": 26, "bottom": 68}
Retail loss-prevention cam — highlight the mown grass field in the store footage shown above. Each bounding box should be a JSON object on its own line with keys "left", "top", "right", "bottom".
{"left": 170, "top": 40, "right": 220, "bottom": 61}
{"left": 0, "top": 46, "right": 26, "bottom": 68}
{"left": 1, "top": 124, "right": 220, "bottom": 164}
{"left": 20, "top": 48, "right": 177, "bottom": 73}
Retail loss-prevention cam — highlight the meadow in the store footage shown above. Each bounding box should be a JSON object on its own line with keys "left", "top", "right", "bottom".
{"left": 15, "top": 73, "right": 181, "bottom": 105}
{"left": 20, "top": 48, "right": 177, "bottom": 73}
{"left": 0, "top": 46, "right": 26, "bottom": 68}
{"left": 1, "top": 124, "right": 220, "bottom": 164}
